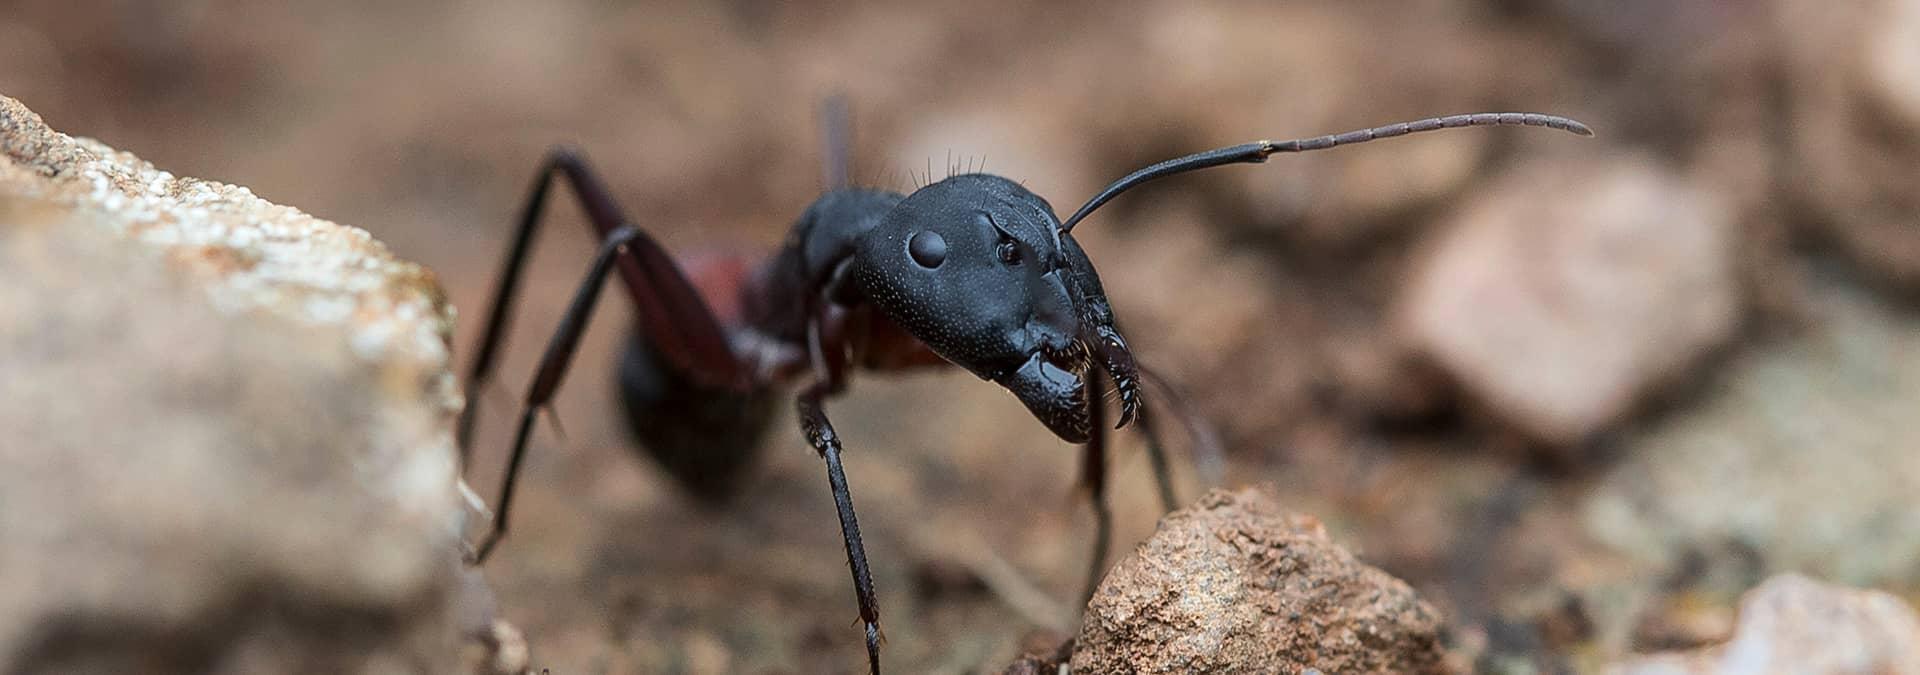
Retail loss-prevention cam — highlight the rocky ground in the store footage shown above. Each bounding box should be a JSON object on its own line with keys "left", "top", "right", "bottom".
{"left": 0, "top": 96, "right": 476, "bottom": 673}
{"left": 3, "top": 0, "right": 1920, "bottom": 673}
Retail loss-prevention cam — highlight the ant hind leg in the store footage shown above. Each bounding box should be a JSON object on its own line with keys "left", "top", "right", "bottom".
{"left": 469, "top": 225, "right": 642, "bottom": 563}
{"left": 460, "top": 146, "right": 749, "bottom": 563}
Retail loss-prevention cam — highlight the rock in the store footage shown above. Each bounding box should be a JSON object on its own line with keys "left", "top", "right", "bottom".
{"left": 1777, "top": 0, "right": 1920, "bottom": 291}
{"left": 0, "top": 95, "right": 478, "bottom": 673}
{"left": 469, "top": 619, "right": 532, "bottom": 675}
{"left": 1609, "top": 574, "right": 1920, "bottom": 674}
{"left": 1583, "top": 275, "right": 1920, "bottom": 602}
{"left": 1398, "top": 152, "right": 1739, "bottom": 446}
{"left": 1865, "top": 0, "right": 1920, "bottom": 129}
{"left": 1432, "top": 273, "right": 1920, "bottom": 670}
{"left": 1072, "top": 487, "right": 1448, "bottom": 674}
{"left": 997, "top": 633, "right": 1072, "bottom": 675}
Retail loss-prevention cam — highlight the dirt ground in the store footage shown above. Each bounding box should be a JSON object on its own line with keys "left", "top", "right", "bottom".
{"left": 5, "top": 1, "right": 1918, "bottom": 673}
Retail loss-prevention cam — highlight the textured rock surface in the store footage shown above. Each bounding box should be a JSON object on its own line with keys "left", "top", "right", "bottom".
{"left": 1072, "top": 487, "right": 1448, "bottom": 674}
{"left": 0, "top": 95, "right": 474, "bottom": 673}
{"left": 1399, "top": 152, "right": 1738, "bottom": 445}
{"left": 0, "top": 95, "right": 457, "bottom": 370}
{"left": 1609, "top": 574, "right": 1920, "bottom": 674}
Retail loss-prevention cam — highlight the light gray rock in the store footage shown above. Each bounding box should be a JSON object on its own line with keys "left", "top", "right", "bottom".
{"left": 1609, "top": 574, "right": 1920, "bottom": 675}
{"left": 0, "top": 94, "right": 482, "bottom": 674}
{"left": 1399, "top": 152, "right": 1739, "bottom": 445}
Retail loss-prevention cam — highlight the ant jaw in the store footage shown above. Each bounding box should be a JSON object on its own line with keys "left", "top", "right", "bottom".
{"left": 996, "top": 351, "right": 1092, "bottom": 444}
{"left": 994, "top": 333, "right": 1139, "bottom": 443}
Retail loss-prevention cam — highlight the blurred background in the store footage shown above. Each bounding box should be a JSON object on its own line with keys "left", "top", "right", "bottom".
{"left": 3, "top": 0, "right": 1917, "bottom": 672}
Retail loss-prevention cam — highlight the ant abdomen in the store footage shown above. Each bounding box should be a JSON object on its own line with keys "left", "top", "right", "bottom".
{"left": 617, "top": 325, "right": 779, "bottom": 504}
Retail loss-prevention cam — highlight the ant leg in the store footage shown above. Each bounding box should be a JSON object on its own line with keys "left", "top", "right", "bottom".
{"left": 459, "top": 146, "right": 746, "bottom": 458}
{"left": 1079, "top": 373, "right": 1113, "bottom": 606}
{"left": 1133, "top": 405, "right": 1179, "bottom": 514}
{"left": 796, "top": 385, "right": 883, "bottom": 674}
{"left": 820, "top": 94, "right": 853, "bottom": 191}
{"left": 1139, "top": 364, "right": 1229, "bottom": 489}
{"left": 469, "top": 225, "right": 642, "bottom": 563}
{"left": 1089, "top": 331, "right": 1176, "bottom": 512}
{"left": 796, "top": 313, "right": 882, "bottom": 675}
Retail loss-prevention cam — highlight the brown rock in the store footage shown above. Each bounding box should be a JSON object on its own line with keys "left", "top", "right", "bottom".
{"left": 1583, "top": 276, "right": 1920, "bottom": 622}
{"left": 0, "top": 95, "right": 477, "bottom": 673}
{"left": 1398, "top": 152, "right": 1738, "bottom": 445}
{"left": 998, "top": 634, "right": 1072, "bottom": 675}
{"left": 1072, "top": 487, "right": 1448, "bottom": 674}
{"left": 1777, "top": 0, "right": 1920, "bottom": 291}
{"left": 1609, "top": 574, "right": 1920, "bottom": 674}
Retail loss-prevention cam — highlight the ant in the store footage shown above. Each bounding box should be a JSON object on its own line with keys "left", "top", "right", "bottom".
{"left": 455, "top": 97, "right": 1591, "bottom": 674}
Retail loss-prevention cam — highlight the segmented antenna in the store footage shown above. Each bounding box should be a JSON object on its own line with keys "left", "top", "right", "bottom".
{"left": 1059, "top": 112, "right": 1593, "bottom": 232}
{"left": 820, "top": 94, "right": 853, "bottom": 191}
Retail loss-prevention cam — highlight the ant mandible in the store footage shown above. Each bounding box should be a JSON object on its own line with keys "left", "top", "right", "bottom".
{"left": 455, "top": 98, "right": 1591, "bottom": 674}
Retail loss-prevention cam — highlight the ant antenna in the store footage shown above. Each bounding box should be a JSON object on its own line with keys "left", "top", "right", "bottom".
{"left": 1059, "top": 112, "right": 1593, "bottom": 232}
{"left": 820, "top": 93, "right": 853, "bottom": 191}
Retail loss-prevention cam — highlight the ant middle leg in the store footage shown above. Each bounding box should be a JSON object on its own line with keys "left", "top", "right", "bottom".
{"left": 1133, "top": 405, "right": 1179, "bottom": 514}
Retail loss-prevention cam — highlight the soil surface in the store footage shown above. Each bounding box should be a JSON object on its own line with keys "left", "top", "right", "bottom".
{"left": 5, "top": 1, "right": 1918, "bottom": 672}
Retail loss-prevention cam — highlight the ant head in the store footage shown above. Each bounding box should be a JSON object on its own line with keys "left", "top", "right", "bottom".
{"left": 850, "top": 174, "right": 1139, "bottom": 443}
{"left": 841, "top": 110, "right": 1594, "bottom": 443}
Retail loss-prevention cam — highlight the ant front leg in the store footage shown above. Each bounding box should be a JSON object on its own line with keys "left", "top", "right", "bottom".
{"left": 1132, "top": 395, "right": 1179, "bottom": 514}
{"left": 1081, "top": 369, "right": 1192, "bottom": 603}
{"left": 1091, "top": 330, "right": 1179, "bottom": 514}
{"left": 1079, "top": 372, "right": 1113, "bottom": 607}
{"left": 798, "top": 384, "right": 884, "bottom": 674}
{"left": 796, "top": 312, "right": 884, "bottom": 675}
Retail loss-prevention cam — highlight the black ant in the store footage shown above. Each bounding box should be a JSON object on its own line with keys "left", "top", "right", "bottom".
{"left": 456, "top": 98, "right": 1591, "bottom": 674}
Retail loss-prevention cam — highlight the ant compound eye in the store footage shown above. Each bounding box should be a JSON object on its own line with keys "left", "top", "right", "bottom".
{"left": 907, "top": 230, "right": 947, "bottom": 269}
{"left": 996, "top": 239, "right": 1020, "bottom": 265}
